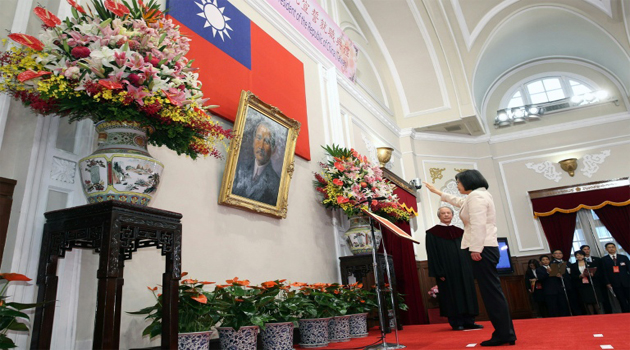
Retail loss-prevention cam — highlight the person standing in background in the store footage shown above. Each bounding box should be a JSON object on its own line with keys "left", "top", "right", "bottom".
{"left": 601, "top": 243, "right": 630, "bottom": 312}
{"left": 424, "top": 170, "right": 516, "bottom": 347}
{"left": 426, "top": 206, "right": 483, "bottom": 331}
{"left": 525, "top": 259, "right": 547, "bottom": 317}
{"left": 582, "top": 244, "right": 612, "bottom": 313}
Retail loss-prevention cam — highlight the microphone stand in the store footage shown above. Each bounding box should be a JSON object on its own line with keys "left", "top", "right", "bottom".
{"left": 584, "top": 263, "right": 600, "bottom": 314}
{"left": 557, "top": 263, "right": 573, "bottom": 316}
{"left": 355, "top": 197, "right": 405, "bottom": 350}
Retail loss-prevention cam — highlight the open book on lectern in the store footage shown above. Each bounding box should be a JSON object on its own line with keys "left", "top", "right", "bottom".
{"left": 361, "top": 209, "right": 420, "bottom": 244}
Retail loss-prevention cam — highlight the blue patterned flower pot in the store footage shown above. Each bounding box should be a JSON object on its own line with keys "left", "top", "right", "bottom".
{"left": 178, "top": 330, "right": 213, "bottom": 350}
{"left": 217, "top": 326, "right": 258, "bottom": 350}
{"left": 328, "top": 315, "right": 351, "bottom": 343}
{"left": 348, "top": 313, "right": 369, "bottom": 338}
{"left": 298, "top": 317, "right": 331, "bottom": 348}
{"left": 261, "top": 322, "right": 294, "bottom": 350}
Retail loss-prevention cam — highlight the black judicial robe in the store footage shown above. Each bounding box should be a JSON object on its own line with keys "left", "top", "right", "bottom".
{"left": 426, "top": 225, "right": 479, "bottom": 318}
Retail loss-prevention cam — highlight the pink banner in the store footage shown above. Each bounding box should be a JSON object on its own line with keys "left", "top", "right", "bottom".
{"left": 268, "top": 0, "right": 359, "bottom": 82}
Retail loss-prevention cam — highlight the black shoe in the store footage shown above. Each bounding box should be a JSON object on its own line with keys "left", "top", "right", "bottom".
{"left": 463, "top": 323, "right": 484, "bottom": 329}
{"left": 452, "top": 326, "right": 464, "bottom": 330}
{"left": 480, "top": 339, "right": 516, "bottom": 347}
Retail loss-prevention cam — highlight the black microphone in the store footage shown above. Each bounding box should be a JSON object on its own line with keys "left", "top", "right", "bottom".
{"left": 353, "top": 196, "right": 387, "bottom": 206}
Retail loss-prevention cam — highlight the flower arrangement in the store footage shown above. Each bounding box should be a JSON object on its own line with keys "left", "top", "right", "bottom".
{"left": 211, "top": 277, "right": 274, "bottom": 331}
{"left": 255, "top": 279, "right": 312, "bottom": 324}
{"left": 0, "top": 0, "right": 231, "bottom": 159}
{"left": 293, "top": 282, "right": 352, "bottom": 319}
{"left": 428, "top": 285, "right": 439, "bottom": 298}
{"left": 0, "top": 273, "right": 39, "bottom": 350}
{"left": 128, "top": 274, "right": 219, "bottom": 337}
{"left": 339, "top": 282, "right": 377, "bottom": 315}
{"left": 313, "top": 144, "right": 412, "bottom": 223}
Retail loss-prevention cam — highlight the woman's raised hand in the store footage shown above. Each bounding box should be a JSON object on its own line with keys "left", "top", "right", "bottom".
{"left": 423, "top": 181, "right": 442, "bottom": 195}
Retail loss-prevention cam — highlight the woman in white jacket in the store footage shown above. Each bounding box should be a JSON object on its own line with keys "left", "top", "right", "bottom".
{"left": 424, "top": 170, "right": 516, "bottom": 347}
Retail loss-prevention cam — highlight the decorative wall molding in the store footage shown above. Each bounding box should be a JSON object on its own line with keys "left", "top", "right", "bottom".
{"left": 525, "top": 161, "right": 562, "bottom": 182}
{"left": 580, "top": 149, "right": 611, "bottom": 178}
{"left": 50, "top": 157, "right": 77, "bottom": 184}
{"left": 361, "top": 133, "right": 380, "bottom": 166}
{"left": 429, "top": 167, "right": 446, "bottom": 183}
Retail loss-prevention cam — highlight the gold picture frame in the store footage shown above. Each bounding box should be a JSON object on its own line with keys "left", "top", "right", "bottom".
{"left": 218, "top": 91, "right": 301, "bottom": 218}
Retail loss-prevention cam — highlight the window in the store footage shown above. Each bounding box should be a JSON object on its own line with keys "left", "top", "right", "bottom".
{"left": 503, "top": 75, "right": 595, "bottom": 109}
{"left": 569, "top": 209, "right": 626, "bottom": 262}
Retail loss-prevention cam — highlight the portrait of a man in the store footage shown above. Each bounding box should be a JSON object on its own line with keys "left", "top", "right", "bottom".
{"left": 219, "top": 91, "right": 300, "bottom": 218}
{"left": 231, "top": 109, "right": 288, "bottom": 206}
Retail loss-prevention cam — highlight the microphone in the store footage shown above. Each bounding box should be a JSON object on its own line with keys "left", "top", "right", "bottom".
{"left": 353, "top": 196, "right": 387, "bottom": 206}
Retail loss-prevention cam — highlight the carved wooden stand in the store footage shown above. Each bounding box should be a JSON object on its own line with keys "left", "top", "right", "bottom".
{"left": 30, "top": 201, "right": 182, "bottom": 350}
{"left": 339, "top": 253, "right": 402, "bottom": 332}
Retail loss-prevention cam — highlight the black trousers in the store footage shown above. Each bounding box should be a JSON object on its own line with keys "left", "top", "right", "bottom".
{"left": 448, "top": 314, "right": 475, "bottom": 328}
{"left": 470, "top": 246, "right": 516, "bottom": 341}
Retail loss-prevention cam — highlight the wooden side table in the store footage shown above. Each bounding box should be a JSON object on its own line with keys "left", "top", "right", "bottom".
{"left": 30, "top": 201, "right": 182, "bottom": 350}
{"left": 339, "top": 253, "right": 402, "bottom": 332}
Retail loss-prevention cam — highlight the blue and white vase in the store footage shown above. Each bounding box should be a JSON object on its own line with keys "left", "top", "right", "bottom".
{"left": 328, "top": 315, "right": 351, "bottom": 343}
{"left": 79, "top": 120, "right": 163, "bottom": 206}
{"left": 178, "top": 330, "right": 213, "bottom": 350}
{"left": 261, "top": 322, "right": 294, "bottom": 350}
{"left": 217, "top": 326, "right": 258, "bottom": 350}
{"left": 298, "top": 317, "right": 331, "bottom": 348}
{"left": 348, "top": 313, "right": 369, "bottom": 338}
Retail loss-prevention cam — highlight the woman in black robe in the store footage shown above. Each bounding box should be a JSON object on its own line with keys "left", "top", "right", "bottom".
{"left": 426, "top": 206, "right": 481, "bottom": 330}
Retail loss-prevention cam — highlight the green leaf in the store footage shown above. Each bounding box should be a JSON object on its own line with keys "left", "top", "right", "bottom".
{"left": 7, "top": 322, "right": 28, "bottom": 332}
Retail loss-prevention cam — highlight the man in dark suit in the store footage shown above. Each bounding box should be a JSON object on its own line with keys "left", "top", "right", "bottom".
{"left": 601, "top": 243, "right": 630, "bottom": 312}
{"left": 551, "top": 249, "right": 581, "bottom": 315}
{"left": 232, "top": 120, "right": 282, "bottom": 206}
{"left": 581, "top": 244, "right": 612, "bottom": 313}
{"left": 537, "top": 255, "right": 570, "bottom": 317}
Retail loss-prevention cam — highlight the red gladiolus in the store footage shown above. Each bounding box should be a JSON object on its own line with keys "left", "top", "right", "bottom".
{"left": 332, "top": 178, "right": 343, "bottom": 186}
{"left": 34, "top": 7, "right": 62, "bottom": 28}
{"left": 17, "top": 70, "right": 51, "bottom": 82}
{"left": 104, "top": 0, "right": 130, "bottom": 16}
{"left": 71, "top": 46, "right": 91, "bottom": 58}
{"left": 0, "top": 273, "right": 31, "bottom": 282}
{"left": 8, "top": 33, "right": 44, "bottom": 51}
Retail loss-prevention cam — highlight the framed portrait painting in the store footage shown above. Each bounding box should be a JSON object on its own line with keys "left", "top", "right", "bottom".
{"left": 218, "top": 91, "right": 301, "bottom": 218}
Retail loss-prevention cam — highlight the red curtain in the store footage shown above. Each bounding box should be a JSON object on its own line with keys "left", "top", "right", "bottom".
{"left": 378, "top": 187, "right": 427, "bottom": 325}
{"left": 538, "top": 212, "right": 577, "bottom": 257}
{"left": 594, "top": 205, "right": 630, "bottom": 252}
{"left": 530, "top": 183, "right": 629, "bottom": 256}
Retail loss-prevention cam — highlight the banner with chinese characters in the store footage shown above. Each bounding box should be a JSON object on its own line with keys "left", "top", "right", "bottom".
{"left": 268, "top": 0, "right": 359, "bottom": 82}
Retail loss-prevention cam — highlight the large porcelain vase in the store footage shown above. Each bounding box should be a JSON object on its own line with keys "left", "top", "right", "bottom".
{"left": 343, "top": 215, "right": 382, "bottom": 255}
{"left": 79, "top": 121, "right": 163, "bottom": 206}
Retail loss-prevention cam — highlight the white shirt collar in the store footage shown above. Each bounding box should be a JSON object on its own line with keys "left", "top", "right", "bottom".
{"left": 252, "top": 161, "right": 269, "bottom": 179}
{"left": 437, "top": 222, "right": 452, "bottom": 227}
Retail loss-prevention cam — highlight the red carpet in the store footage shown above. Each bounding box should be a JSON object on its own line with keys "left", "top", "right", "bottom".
{"left": 304, "top": 314, "right": 630, "bottom": 349}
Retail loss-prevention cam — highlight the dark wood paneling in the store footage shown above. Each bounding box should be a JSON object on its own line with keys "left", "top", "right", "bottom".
{"left": 417, "top": 255, "right": 541, "bottom": 322}
{"left": 0, "top": 177, "right": 17, "bottom": 264}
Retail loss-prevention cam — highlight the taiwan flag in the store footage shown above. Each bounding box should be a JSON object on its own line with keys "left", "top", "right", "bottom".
{"left": 168, "top": 0, "right": 310, "bottom": 160}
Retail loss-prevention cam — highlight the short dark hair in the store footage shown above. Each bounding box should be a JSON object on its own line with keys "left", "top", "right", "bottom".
{"left": 574, "top": 250, "right": 586, "bottom": 258}
{"left": 580, "top": 245, "right": 590, "bottom": 250}
{"left": 527, "top": 259, "right": 540, "bottom": 268}
{"left": 605, "top": 242, "right": 616, "bottom": 248}
{"left": 539, "top": 255, "right": 550, "bottom": 261}
{"left": 552, "top": 249, "right": 563, "bottom": 254}
{"left": 455, "top": 170, "right": 489, "bottom": 191}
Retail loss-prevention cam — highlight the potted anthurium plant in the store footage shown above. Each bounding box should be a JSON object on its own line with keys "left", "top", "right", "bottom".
{"left": 313, "top": 145, "right": 413, "bottom": 255}
{"left": 341, "top": 282, "right": 377, "bottom": 338}
{"left": 0, "top": 0, "right": 232, "bottom": 206}
{"left": 128, "top": 274, "right": 219, "bottom": 350}
{"left": 0, "top": 273, "right": 39, "bottom": 350}
{"left": 211, "top": 277, "right": 273, "bottom": 350}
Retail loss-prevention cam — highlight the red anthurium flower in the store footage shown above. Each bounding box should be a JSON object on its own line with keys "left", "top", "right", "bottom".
{"left": 181, "top": 279, "right": 198, "bottom": 284}
{"left": 190, "top": 293, "right": 207, "bottom": 304}
{"left": 199, "top": 281, "right": 215, "bottom": 285}
{"left": 147, "top": 286, "right": 158, "bottom": 291}
{"left": 98, "top": 80, "right": 123, "bottom": 90}
{"left": 17, "top": 70, "right": 51, "bottom": 82}
{"left": 334, "top": 162, "right": 344, "bottom": 171}
{"left": 8, "top": 33, "right": 44, "bottom": 51}
{"left": 34, "top": 7, "right": 62, "bottom": 28}
{"left": 332, "top": 178, "right": 343, "bottom": 186}
{"left": 181, "top": 272, "right": 189, "bottom": 277}
{"left": 261, "top": 281, "right": 277, "bottom": 289}
{"left": 337, "top": 196, "right": 349, "bottom": 204}
{"left": 67, "top": 0, "right": 86, "bottom": 14}
{"left": 104, "top": 0, "right": 130, "bottom": 16}
{"left": 0, "top": 273, "right": 31, "bottom": 281}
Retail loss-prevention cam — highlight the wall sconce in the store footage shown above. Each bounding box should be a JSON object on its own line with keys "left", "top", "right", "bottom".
{"left": 559, "top": 158, "right": 578, "bottom": 177}
{"left": 376, "top": 147, "right": 393, "bottom": 167}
